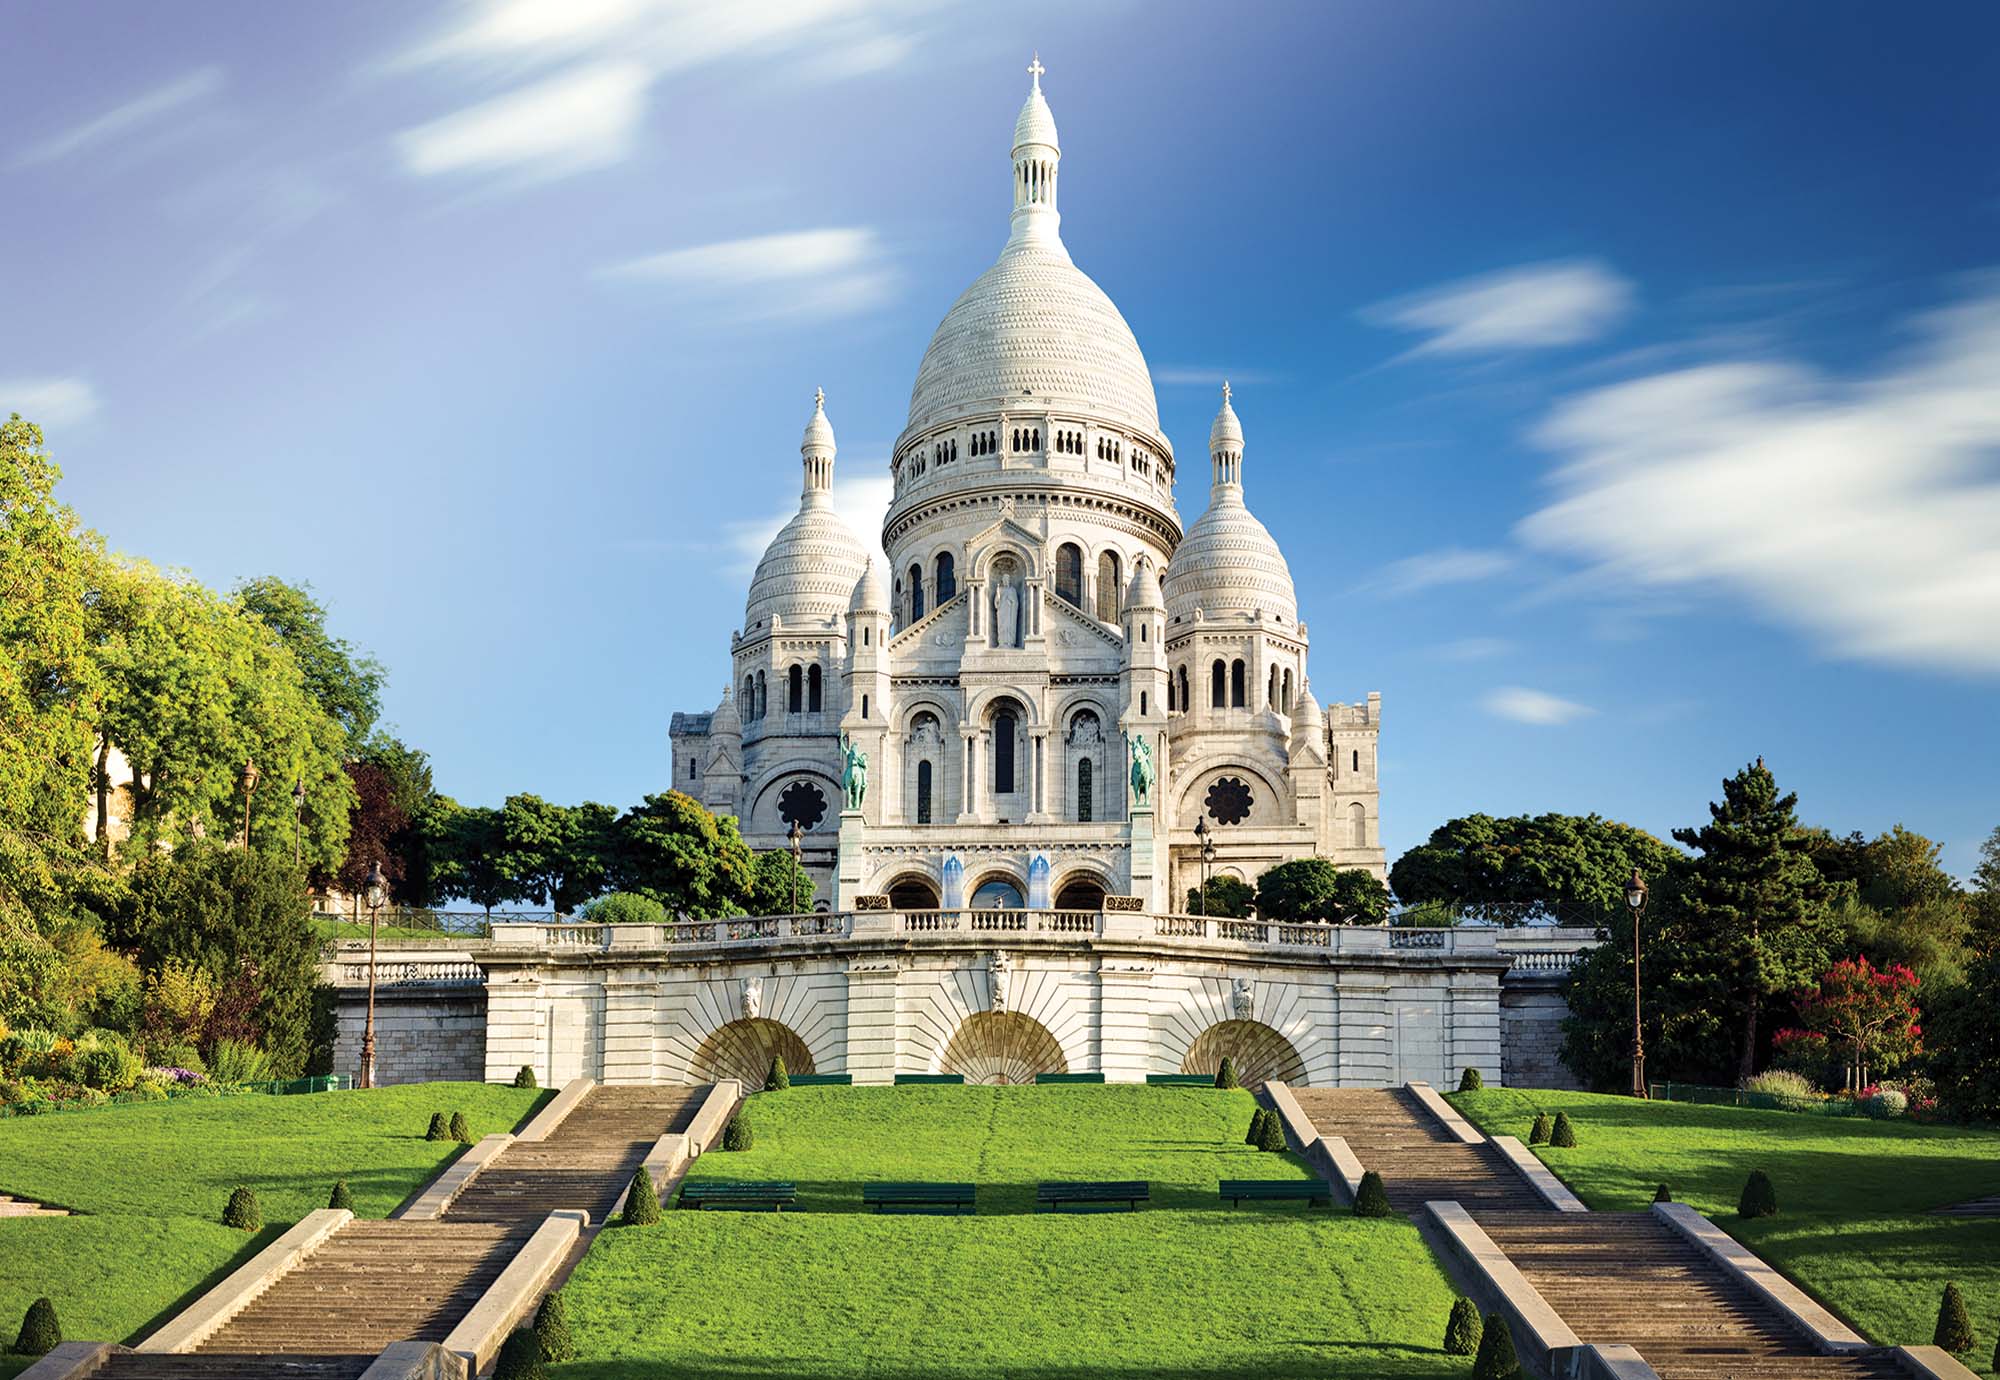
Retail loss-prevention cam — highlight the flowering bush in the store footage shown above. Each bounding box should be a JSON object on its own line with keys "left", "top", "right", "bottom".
{"left": 1793, "top": 958, "right": 1922, "bottom": 1092}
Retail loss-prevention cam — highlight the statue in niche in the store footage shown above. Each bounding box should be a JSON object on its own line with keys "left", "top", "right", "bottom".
{"left": 1231, "top": 976, "right": 1254, "bottom": 1021}
{"left": 840, "top": 733, "right": 868, "bottom": 810}
{"left": 740, "top": 976, "right": 763, "bottom": 1021}
{"left": 1128, "top": 735, "right": 1155, "bottom": 807}
{"left": 993, "top": 571, "right": 1022, "bottom": 648}
{"left": 988, "top": 950, "right": 1011, "bottom": 1012}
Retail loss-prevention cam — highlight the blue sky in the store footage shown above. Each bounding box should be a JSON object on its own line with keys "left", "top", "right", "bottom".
{"left": 8, "top": 2, "right": 1999, "bottom": 878}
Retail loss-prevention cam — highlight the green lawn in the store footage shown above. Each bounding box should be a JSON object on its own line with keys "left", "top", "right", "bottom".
{"left": 0, "top": 1082, "right": 543, "bottom": 1371}
{"left": 1452, "top": 1087, "right": 2000, "bottom": 1378}
{"left": 559, "top": 1086, "right": 1462, "bottom": 1379}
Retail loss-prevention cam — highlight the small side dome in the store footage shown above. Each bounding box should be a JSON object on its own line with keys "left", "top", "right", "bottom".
{"left": 1125, "top": 559, "right": 1163, "bottom": 610}
{"left": 849, "top": 561, "right": 888, "bottom": 613}
{"left": 1014, "top": 56, "right": 1059, "bottom": 151}
{"left": 1210, "top": 381, "right": 1244, "bottom": 456}
{"left": 1289, "top": 677, "right": 1324, "bottom": 754}
{"left": 710, "top": 683, "right": 742, "bottom": 738}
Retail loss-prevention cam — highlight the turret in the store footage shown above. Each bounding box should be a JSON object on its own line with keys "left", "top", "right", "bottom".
{"left": 701, "top": 685, "right": 743, "bottom": 816}
{"left": 1119, "top": 560, "right": 1168, "bottom": 748}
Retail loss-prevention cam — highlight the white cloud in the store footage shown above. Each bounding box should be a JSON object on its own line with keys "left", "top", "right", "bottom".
{"left": 728, "top": 473, "right": 892, "bottom": 579}
{"left": 1431, "top": 637, "right": 1513, "bottom": 662}
{"left": 600, "top": 228, "right": 897, "bottom": 323}
{"left": 1518, "top": 276, "right": 2000, "bottom": 676}
{"left": 1482, "top": 686, "right": 1595, "bottom": 726}
{"left": 14, "top": 67, "right": 223, "bottom": 168}
{"left": 1380, "top": 546, "right": 1515, "bottom": 595}
{"left": 1368, "top": 259, "right": 1634, "bottom": 358}
{"left": 396, "top": 61, "right": 651, "bottom": 179}
{"left": 1152, "top": 366, "right": 1283, "bottom": 388}
{"left": 2, "top": 377, "right": 100, "bottom": 429}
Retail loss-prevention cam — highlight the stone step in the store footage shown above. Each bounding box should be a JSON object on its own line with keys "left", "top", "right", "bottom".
{"left": 100, "top": 1356, "right": 372, "bottom": 1380}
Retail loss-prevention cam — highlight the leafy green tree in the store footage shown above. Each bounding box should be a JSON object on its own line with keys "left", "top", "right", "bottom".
{"left": 1859, "top": 825, "right": 1961, "bottom": 912}
{"left": 610, "top": 791, "right": 756, "bottom": 918}
{"left": 422, "top": 801, "right": 509, "bottom": 913}
{"left": 1390, "top": 812, "right": 1679, "bottom": 922}
{"left": 1925, "top": 949, "right": 2000, "bottom": 1120}
{"left": 1967, "top": 824, "right": 2000, "bottom": 951}
{"left": 235, "top": 576, "right": 384, "bottom": 746}
{"left": 500, "top": 794, "right": 615, "bottom": 914}
{"left": 1256, "top": 860, "right": 1389, "bottom": 924}
{"left": 1185, "top": 875, "right": 1255, "bottom": 918}
{"left": 580, "top": 891, "right": 668, "bottom": 925}
{"left": 745, "top": 848, "right": 813, "bottom": 915}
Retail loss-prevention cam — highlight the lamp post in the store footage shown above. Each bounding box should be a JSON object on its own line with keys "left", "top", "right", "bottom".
{"left": 788, "top": 820, "right": 804, "bottom": 915}
{"left": 1193, "top": 816, "right": 1216, "bottom": 917}
{"left": 239, "top": 758, "right": 260, "bottom": 849}
{"left": 292, "top": 779, "right": 306, "bottom": 869}
{"left": 359, "top": 859, "right": 386, "bottom": 1090}
{"left": 1625, "top": 868, "right": 1648, "bottom": 1099}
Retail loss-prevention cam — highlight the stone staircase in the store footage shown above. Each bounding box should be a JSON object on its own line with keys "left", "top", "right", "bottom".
{"left": 443, "top": 1084, "right": 702, "bottom": 1225}
{"left": 1296, "top": 1087, "right": 1902, "bottom": 1380}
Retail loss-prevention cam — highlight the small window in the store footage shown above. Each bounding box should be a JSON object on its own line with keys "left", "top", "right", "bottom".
{"left": 788, "top": 665, "right": 803, "bottom": 713}
{"left": 1077, "top": 758, "right": 1093, "bottom": 822}
{"left": 861, "top": 693, "right": 869, "bottom": 719}
{"left": 935, "top": 551, "right": 957, "bottom": 603}
{"left": 808, "top": 664, "right": 822, "bottom": 713}
{"left": 994, "top": 712, "right": 1017, "bottom": 794}
{"left": 909, "top": 564, "right": 925, "bottom": 621}
{"left": 1230, "top": 659, "right": 1246, "bottom": 708}
{"left": 1211, "top": 660, "right": 1225, "bottom": 709}
{"left": 917, "top": 760, "right": 933, "bottom": 824}
{"left": 1055, "top": 543, "right": 1083, "bottom": 606}
{"left": 1353, "top": 749, "right": 1361, "bottom": 772}
{"left": 1140, "top": 691, "right": 1148, "bottom": 715}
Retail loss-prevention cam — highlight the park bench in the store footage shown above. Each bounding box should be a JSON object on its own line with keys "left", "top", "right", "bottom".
{"left": 1145, "top": 1074, "right": 1215, "bottom": 1086}
{"left": 1033, "top": 1072, "right": 1105, "bottom": 1084}
{"left": 678, "top": 1180, "right": 797, "bottom": 1212}
{"left": 1218, "top": 1178, "right": 1332, "bottom": 1209}
{"left": 893, "top": 1073, "right": 966, "bottom": 1085}
{"left": 787, "top": 1074, "right": 853, "bottom": 1087}
{"left": 1036, "top": 1180, "right": 1149, "bottom": 1213}
{"left": 862, "top": 1182, "right": 977, "bottom": 1215}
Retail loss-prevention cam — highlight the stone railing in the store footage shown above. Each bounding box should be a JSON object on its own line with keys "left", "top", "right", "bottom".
{"left": 1505, "top": 948, "right": 1589, "bottom": 974}
{"left": 336, "top": 960, "right": 485, "bottom": 987}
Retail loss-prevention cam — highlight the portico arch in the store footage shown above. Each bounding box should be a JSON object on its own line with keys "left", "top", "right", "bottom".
{"left": 939, "top": 1011, "right": 1068, "bottom": 1085}
{"left": 1180, "top": 1019, "right": 1308, "bottom": 1088}
{"left": 688, "top": 1018, "right": 816, "bottom": 1088}
{"left": 885, "top": 871, "right": 941, "bottom": 909}
{"left": 1052, "top": 871, "right": 1109, "bottom": 910}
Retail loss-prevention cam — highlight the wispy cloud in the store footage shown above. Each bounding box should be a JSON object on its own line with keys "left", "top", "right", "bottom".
{"left": 14, "top": 67, "right": 223, "bottom": 168}
{"left": 1367, "top": 259, "right": 1634, "bottom": 360}
{"left": 396, "top": 61, "right": 651, "bottom": 180}
{"left": 601, "top": 228, "right": 898, "bottom": 324}
{"left": 1482, "top": 686, "right": 1595, "bottom": 726}
{"left": 1153, "top": 366, "right": 1284, "bottom": 388}
{"left": 727, "top": 472, "right": 892, "bottom": 580}
{"left": 1518, "top": 273, "right": 2000, "bottom": 676}
{"left": 1379, "top": 546, "right": 1515, "bottom": 595}
{"left": 1431, "top": 637, "right": 1513, "bottom": 663}
{"left": 2, "top": 377, "right": 101, "bottom": 429}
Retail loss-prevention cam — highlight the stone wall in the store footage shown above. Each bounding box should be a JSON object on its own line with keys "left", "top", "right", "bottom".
{"left": 1499, "top": 979, "right": 1584, "bottom": 1091}
{"left": 335, "top": 984, "right": 487, "bottom": 1086}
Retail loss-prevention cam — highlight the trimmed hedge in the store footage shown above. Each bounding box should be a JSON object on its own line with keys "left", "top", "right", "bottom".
{"left": 622, "top": 1167, "right": 661, "bottom": 1226}
{"left": 1654, "top": 1183, "right": 1672, "bottom": 1203}
{"left": 1458, "top": 1067, "right": 1483, "bottom": 1093}
{"left": 1528, "top": 1112, "right": 1552, "bottom": 1146}
{"left": 425, "top": 1111, "right": 448, "bottom": 1141}
{"left": 493, "top": 1326, "right": 546, "bottom": 1380}
{"left": 535, "top": 1288, "right": 577, "bottom": 1362}
{"left": 513, "top": 1066, "right": 537, "bottom": 1090}
{"left": 1739, "top": 1169, "right": 1778, "bottom": 1219}
{"left": 222, "top": 1185, "right": 262, "bottom": 1231}
{"left": 1472, "top": 1312, "right": 1521, "bottom": 1380}
{"left": 1353, "top": 1170, "right": 1391, "bottom": 1218}
{"left": 13, "top": 1297, "right": 60, "bottom": 1356}
{"left": 722, "top": 1114, "right": 753, "bottom": 1152}
{"left": 1214, "top": 1057, "right": 1240, "bottom": 1090}
{"left": 328, "top": 1179, "right": 354, "bottom": 1211}
{"left": 1444, "top": 1296, "right": 1481, "bottom": 1356}
{"left": 1245, "top": 1108, "right": 1270, "bottom": 1146}
{"left": 1549, "top": 1112, "right": 1577, "bottom": 1148}
{"left": 1934, "top": 1282, "right": 1974, "bottom": 1353}
{"left": 448, "top": 1111, "right": 472, "bottom": 1144}
{"left": 765, "top": 1056, "right": 790, "bottom": 1092}
{"left": 1255, "top": 1108, "right": 1288, "bottom": 1153}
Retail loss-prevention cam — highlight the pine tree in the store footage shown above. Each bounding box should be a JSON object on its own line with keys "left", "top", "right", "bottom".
{"left": 13, "top": 1297, "right": 60, "bottom": 1356}
{"left": 1654, "top": 1183, "right": 1672, "bottom": 1203}
{"left": 1353, "top": 1170, "right": 1391, "bottom": 1218}
{"left": 328, "top": 1179, "right": 354, "bottom": 1211}
{"left": 1443, "top": 1296, "right": 1482, "bottom": 1355}
{"left": 513, "top": 1066, "right": 537, "bottom": 1090}
{"left": 448, "top": 1111, "right": 472, "bottom": 1143}
{"left": 765, "top": 1055, "right": 789, "bottom": 1092}
{"left": 622, "top": 1167, "right": 662, "bottom": 1226}
{"left": 1673, "top": 759, "right": 1836, "bottom": 1082}
{"left": 1550, "top": 1112, "right": 1577, "bottom": 1148}
{"left": 222, "top": 1186, "right": 262, "bottom": 1231}
{"left": 1458, "top": 1067, "right": 1483, "bottom": 1092}
{"left": 1739, "top": 1169, "right": 1778, "bottom": 1219}
{"left": 534, "top": 1289, "right": 577, "bottom": 1363}
{"left": 425, "top": 1111, "right": 448, "bottom": 1141}
{"left": 1934, "top": 1283, "right": 1974, "bottom": 1353}
{"left": 1528, "top": 1112, "right": 1552, "bottom": 1145}
{"left": 492, "top": 1327, "right": 546, "bottom": 1380}
{"left": 1215, "top": 1056, "right": 1240, "bottom": 1090}
{"left": 1256, "top": 1108, "right": 1288, "bottom": 1152}
{"left": 1472, "top": 1313, "right": 1522, "bottom": 1380}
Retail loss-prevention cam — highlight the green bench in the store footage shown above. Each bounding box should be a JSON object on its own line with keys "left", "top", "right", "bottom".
{"left": 862, "top": 1182, "right": 977, "bottom": 1215}
{"left": 787, "top": 1073, "right": 853, "bottom": 1086}
{"left": 1033, "top": 1072, "right": 1106, "bottom": 1084}
{"left": 678, "top": 1180, "right": 798, "bottom": 1212}
{"left": 1218, "top": 1178, "right": 1332, "bottom": 1209}
{"left": 893, "top": 1073, "right": 966, "bottom": 1085}
{"left": 1145, "top": 1074, "right": 1216, "bottom": 1086}
{"left": 1037, "top": 1180, "right": 1149, "bottom": 1212}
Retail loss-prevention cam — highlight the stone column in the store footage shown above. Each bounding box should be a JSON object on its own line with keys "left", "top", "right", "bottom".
{"left": 1097, "top": 961, "right": 1155, "bottom": 1082}
{"left": 845, "top": 959, "right": 901, "bottom": 1085}
{"left": 1028, "top": 729, "right": 1051, "bottom": 823}
{"left": 957, "top": 728, "right": 977, "bottom": 823}
{"left": 836, "top": 808, "right": 867, "bottom": 908}
{"left": 599, "top": 974, "right": 658, "bottom": 1085}
{"left": 483, "top": 973, "right": 547, "bottom": 1085}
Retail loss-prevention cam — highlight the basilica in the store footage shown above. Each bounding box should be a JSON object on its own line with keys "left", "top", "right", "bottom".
{"left": 669, "top": 63, "right": 1384, "bottom": 916}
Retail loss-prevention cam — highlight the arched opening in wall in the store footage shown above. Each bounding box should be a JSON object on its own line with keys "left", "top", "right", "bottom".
{"left": 741, "top": 674, "right": 754, "bottom": 716}
{"left": 1180, "top": 1019, "right": 1307, "bottom": 1088}
{"left": 934, "top": 551, "right": 957, "bottom": 603}
{"left": 969, "top": 873, "right": 1025, "bottom": 909}
{"left": 916, "top": 759, "right": 933, "bottom": 824}
{"left": 756, "top": 671, "right": 766, "bottom": 719}
{"left": 1178, "top": 665, "right": 1190, "bottom": 713}
{"left": 1349, "top": 801, "right": 1367, "bottom": 848}
{"left": 1096, "top": 551, "right": 1121, "bottom": 621}
{"left": 688, "top": 1017, "right": 816, "bottom": 1088}
{"left": 1210, "top": 660, "right": 1226, "bottom": 708}
{"left": 1230, "top": 659, "right": 1246, "bottom": 708}
{"left": 886, "top": 872, "right": 941, "bottom": 909}
{"left": 808, "top": 664, "right": 823, "bottom": 713}
{"left": 1282, "top": 668, "right": 1293, "bottom": 713}
{"left": 1054, "top": 543, "right": 1083, "bottom": 607}
{"left": 939, "top": 1011, "right": 1067, "bottom": 1085}
{"left": 1267, "top": 665, "right": 1279, "bottom": 710}
{"left": 787, "top": 665, "right": 803, "bottom": 713}
{"left": 909, "top": 565, "right": 925, "bottom": 621}
{"left": 1053, "top": 874, "right": 1107, "bottom": 910}
{"left": 1076, "top": 757, "right": 1092, "bottom": 821}
{"left": 989, "top": 699, "right": 1024, "bottom": 799}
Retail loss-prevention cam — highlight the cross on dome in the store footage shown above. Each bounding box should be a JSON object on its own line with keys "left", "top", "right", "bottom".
{"left": 1222, "top": 380, "right": 1232, "bottom": 404}
{"left": 1028, "top": 54, "right": 1044, "bottom": 88}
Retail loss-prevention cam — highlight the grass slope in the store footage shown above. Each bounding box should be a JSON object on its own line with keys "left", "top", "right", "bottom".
{"left": 1453, "top": 1088, "right": 2000, "bottom": 1378}
{"left": 0, "top": 1082, "right": 542, "bottom": 1370}
{"left": 560, "top": 1086, "right": 1462, "bottom": 1379}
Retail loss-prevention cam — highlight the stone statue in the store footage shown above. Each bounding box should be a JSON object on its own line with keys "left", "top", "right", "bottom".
{"left": 740, "top": 976, "right": 763, "bottom": 1021}
{"left": 988, "top": 950, "right": 1010, "bottom": 1012}
{"left": 1129, "top": 736, "right": 1155, "bottom": 807}
{"left": 840, "top": 733, "right": 868, "bottom": 811}
{"left": 994, "top": 572, "right": 1021, "bottom": 648}
{"left": 1231, "top": 976, "right": 1254, "bottom": 1021}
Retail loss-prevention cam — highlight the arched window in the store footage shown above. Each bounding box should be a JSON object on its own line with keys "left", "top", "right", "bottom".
{"left": 756, "top": 670, "right": 766, "bottom": 719}
{"left": 1077, "top": 758, "right": 1093, "bottom": 822}
{"left": 1230, "top": 659, "right": 1246, "bottom": 708}
{"left": 1282, "top": 668, "right": 1293, "bottom": 713}
{"left": 1268, "top": 665, "right": 1279, "bottom": 708}
{"left": 908, "top": 564, "right": 925, "bottom": 621}
{"left": 1012, "top": 428, "right": 1020, "bottom": 451}
{"left": 1349, "top": 801, "right": 1367, "bottom": 847}
{"left": 808, "top": 664, "right": 822, "bottom": 713}
{"left": 1211, "top": 659, "right": 1226, "bottom": 709}
{"left": 916, "top": 760, "right": 933, "bottom": 824}
{"left": 1167, "top": 672, "right": 1176, "bottom": 713}
{"left": 1096, "top": 550, "right": 1121, "bottom": 621}
{"left": 1353, "top": 749, "right": 1361, "bottom": 773}
{"left": 994, "top": 710, "right": 1017, "bottom": 795}
{"left": 861, "top": 693, "right": 869, "bottom": 719}
{"left": 1055, "top": 543, "right": 1083, "bottom": 606}
{"left": 1178, "top": 665, "right": 1190, "bottom": 712}
{"left": 935, "top": 551, "right": 957, "bottom": 603}
{"left": 1140, "top": 691, "right": 1148, "bottom": 715}
{"left": 742, "top": 674, "right": 753, "bottom": 715}
{"left": 787, "top": 665, "right": 803, "bottom": 713}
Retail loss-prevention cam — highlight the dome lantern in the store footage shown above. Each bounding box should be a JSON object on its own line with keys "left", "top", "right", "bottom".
{"left": 1010, "top": 55, "right": 1061, "bottom": 251}
{"left": 801, "top": 386, "right": 836, "bottom": 500}
{"left": 1210, "top": 380, "right": 1244, "bottom": 490}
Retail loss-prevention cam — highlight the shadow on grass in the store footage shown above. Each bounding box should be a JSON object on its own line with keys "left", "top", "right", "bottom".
{"left": 669, "top": 1177, "right": 1341, "bottom": 1216}
{"left": 124, "top": 1220, "right": 285, "bottom": 1344}
{"left": 548, "top": 1344, "right": 1450, "bottom": 1380}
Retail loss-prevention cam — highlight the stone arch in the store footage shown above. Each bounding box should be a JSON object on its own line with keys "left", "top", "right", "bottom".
{"left": 939, "top": 1011, "right": 1068, "bottom": 1084}
{"left": 746, "top": 766, "right": 841, "bottom": 838}
{"left": 1052, "top": 869, "right": 1110, "bottom": 910}
{"left": 688, "top": 1018, "right": 816, "bottom": 1088}
{"left": 1173, "top": 761, "right": 1291, "bottom": 830}
{"left": 1180, "top": 1020, "right": 1307, "bottom": 1088}
{"left": 884, "top": 870, "right": 941, "bottom": 909}
{"left": 968, "top": 541, "right": 1041, "bottom": 584}
{"left": 967, "top": 868, "right": 1026, "bottom": 909}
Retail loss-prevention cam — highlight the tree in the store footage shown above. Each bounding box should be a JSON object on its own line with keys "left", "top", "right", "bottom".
{"left": 1858, "top": 825, "right": 1960, "bottom": 913}
{"left": 1185, "top": 875, "right": 1255, "bottom": 918}
{"left": 1672, "top": 760, "right": 1836, "bottom": 1082}
{"left": 422, "top": 801, "right": 509, "bottom": 914}
{"left": 1969, "top": 825, "right": 2000, "bottom": 951}
{"left": 1793, "top": 957, "right": 1922, "bottom": 1091}
{"left": 500, "top": 794, "right": 615, "bottom": 914}
{"left": 1256, "top": 860, "right": 1389, "bottom": 924}
{"left": 610, "top": 791, "right": 756, "bottom": 918}
{"left": 1915, "top": 948, "right": 2000, "bottom": 1120}
{"left": 745, "top": 848, "right": 813, "bottom": 916}
{"left": 337, "top": 759, "right": 410, "bottom": 902}
{"left": 1390, "top": 813, "right": 1679, "bottom": 923}
{"left": 235, "top": 577, "right": 384, "bottom": 747}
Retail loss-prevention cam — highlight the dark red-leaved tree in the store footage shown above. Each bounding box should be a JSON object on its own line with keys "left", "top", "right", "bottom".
{"left": 1794, "top": 956, "right": 1922, "bottom": 1092}
{"left": 334, "top": 760, "right": 410, "bottom": 908}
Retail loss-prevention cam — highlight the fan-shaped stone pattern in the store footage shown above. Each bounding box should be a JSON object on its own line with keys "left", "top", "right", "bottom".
{"left": 1180, "top": 1020, "right": 1306, "bottom": 1087}
{"left": 905, "top": 243, "right": 1161, "bottom": 439}
{"left": 744, "top": 500, "right": 871, "bottom": 630}
{"left": 688, "top": 1018, "right": 815, "bottom": 1088}
{"left": 939, "top": 1011, "right": 1068, "bottom": 1085}
{"left": 1163, "top": 491, "right": 1299, "bottom": 625}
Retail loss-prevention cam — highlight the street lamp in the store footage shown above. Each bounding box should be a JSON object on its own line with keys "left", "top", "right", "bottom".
{"left": 788, "top": 820, "right": 804, "bottom": 915}
{"left": 239, "top": 758, "right": 260, "bottom": 849}
{"left": 1193, "top": 817, "right": 1216, "bottom": 917}
{"left": 359, "top": 859, "right": 387, "bottom": 1090}
{"left": 292, "top": 778, "right": 306, "bottom": 870}
{"left": 1625, "top": 868, "right": 1649, "bottom": 1099}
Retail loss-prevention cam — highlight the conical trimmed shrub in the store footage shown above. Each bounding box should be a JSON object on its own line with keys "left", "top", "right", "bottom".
{"left": 1549, "top": 1111, "right": 1577, "bottom": 1148}
{"left": 328, "top": 1179, "right": 354, "bottom": 1211}
{"left": 765, "top": 1055, "right": 789, "bottom": 1092}
{"left": 1353, "top": 1170, "right": 1391, "bottom": 1218}
{"left": 1458, "top": 1067, "right": 1484, "bottom": 1093}
{"left": 1934, "top": 1282, "right": 1974, "bottom": 1353}
{"left": 1245, "top": 1108, "right": 1269, "bottom": 1146}
{"left": 493, "top": 1326, "right": 546, "bottom": 1380}
{"left": 13, "top": 1297, "right": 60, "bottom": 1357}
{"left": 722, "top": 1114, "right": 753, "bottom": 1151}
{"left": 534, "top": 1288, "right": 576, "bottom": 1363}
{"left": 621, "top": 1167, "right": 661, "bottom": 1226}
{"left": 425, "top": 1111, "right": 448, "bottom": 1141}
{"left": 1654, "top": 1183, "right": 1672, "bottom": 1203}
{"left": 1528, "top": 1112, "right": 1552, "bottom": 1146}
{"left": 1738, "top": 1169, "right": 1778, "bottom": 1219}
{"left": 1215, "top": 1056, "right": 1240, "bottom": 1090}
{"left": 512, "top": 1066, "right": 537, "bottom": 1090}
{"left": 1443, "top": 1296, "right": 1482, "bottom": 1355}
{"left": 1472, "top": 1312, "right": 1521, "bottom": 1380}
{"left": 222, "top": 1186, "right": 262, "bottom": 1231}
{"left": 448, "top": 1111, "right": 472, "bottom": 1144}
{"left": 1255, "top": 1108, "right": 1288, "bottom": 1153}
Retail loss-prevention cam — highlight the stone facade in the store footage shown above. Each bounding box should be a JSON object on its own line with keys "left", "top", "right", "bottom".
{"left": 1500, "top": 971, "right": 1588, "bottom": 1091}
{"left": 334, "top": 984, "right": 487, "bottom": 1087}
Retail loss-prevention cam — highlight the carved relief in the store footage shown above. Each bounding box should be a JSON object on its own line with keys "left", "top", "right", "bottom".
{"left": 739, "top": 976, "right": 763, "bottom": 1021}
{"left": 1231, "top": 976, "right": 1254, "bottom": 1021}
{"left": 988, "top": 950, "right": 1011, "bottom": 1012}
{"left": 854, "top": 894, "right": 892, "bottom": 911}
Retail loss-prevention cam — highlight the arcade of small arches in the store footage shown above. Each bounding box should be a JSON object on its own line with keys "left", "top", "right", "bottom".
{"left": 890, "top": 695, "right": 1121, "bottom": 827}
{"left": 1164, "top": 657, "right": 1299, "bottom": 715}
{"left": 895, "top": 538, "right": 1138, "bottom": 629}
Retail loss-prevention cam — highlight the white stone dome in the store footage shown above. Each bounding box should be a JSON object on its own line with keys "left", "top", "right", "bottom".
{"left": 849, "top": 560, "right": 887, "bottom": 613}
{"left": 1163, "top": 491, "right": 1298, "bottom": 626}
{"left": 746, "top": 394, "right": 872, "bottom": 632}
